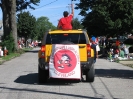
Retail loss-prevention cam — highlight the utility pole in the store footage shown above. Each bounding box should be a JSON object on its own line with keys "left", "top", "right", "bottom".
{"left": 66, "top": 5, "right": 70, "bottom": 14}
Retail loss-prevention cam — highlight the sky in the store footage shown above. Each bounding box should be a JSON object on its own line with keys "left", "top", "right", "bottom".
{"left": 0, "top": 0, "right": 83, "bottom": 26}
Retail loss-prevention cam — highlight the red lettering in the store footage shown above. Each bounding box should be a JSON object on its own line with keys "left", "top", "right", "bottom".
{"left": 54, "top": 70, "right": 75, "bottom": 78}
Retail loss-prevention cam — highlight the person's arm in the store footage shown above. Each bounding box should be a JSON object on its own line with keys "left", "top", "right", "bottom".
{"left": 96, "top": 45, "right": 99, "bottom": 58}
{"left": 96, "top": 51, "right": 98, "bottom": 58}
{"left": 71, "top": 4, "right": 74, "bottom": 16}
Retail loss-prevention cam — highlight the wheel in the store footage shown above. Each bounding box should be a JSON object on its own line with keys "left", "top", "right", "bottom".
{"left": 38, "top": 65, "right": 49, "bottom": 83}
{"left": 86, "top": 64, "right": 95, "bottom": 82}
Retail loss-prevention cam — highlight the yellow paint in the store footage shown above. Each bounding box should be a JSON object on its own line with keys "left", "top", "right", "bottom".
{"left": 38, "top": 29, "right": 94, "bottom": 62}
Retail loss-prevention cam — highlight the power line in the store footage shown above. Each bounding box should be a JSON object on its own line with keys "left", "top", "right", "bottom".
{"left": 29, "top": 0, "right": 58, "bottom": 12}
{"left": 35, "top": 0, "right": 58, "bottom": 9}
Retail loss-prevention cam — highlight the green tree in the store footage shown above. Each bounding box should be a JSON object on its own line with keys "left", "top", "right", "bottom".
{"left": 75, "top": 0, "right": 133, "bottom": 37}
{"left": 0, "top": 0, "right": 18, "bottom": 51}
{"left": 16, "top": 0, "right": 40, "bottom": 11}
{"left": 0, "top": 0, "right": 40, "bottom": 51}
{"left": 17, "top": 11, "right": 36, "bottom": 44}
{"left": 36, "top": 16, "right": 56, "bottom": 41}
{"left": 72, "top": 18, "right": 83, "bottom": 29}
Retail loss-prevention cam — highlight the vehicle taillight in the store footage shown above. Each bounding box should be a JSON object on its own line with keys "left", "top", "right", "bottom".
{"left": 87, "top": 44, "right": 91, "bottom": 57}
{"left": 41, "top": 45, "right": 45, "bottom": 58}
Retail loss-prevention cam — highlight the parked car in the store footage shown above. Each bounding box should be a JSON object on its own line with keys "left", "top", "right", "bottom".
{"left": 124, "top": 38, "right": 133, "bottom": 45}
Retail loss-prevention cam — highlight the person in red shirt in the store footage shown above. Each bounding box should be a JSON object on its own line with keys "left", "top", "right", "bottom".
{"left": 115, "top": 38, "right": 120, "bottom": 47}
{"left": 57, "top": 4, "right": 74, "bottom": 30}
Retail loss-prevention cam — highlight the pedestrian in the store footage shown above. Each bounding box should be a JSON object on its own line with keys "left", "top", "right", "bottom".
{"left": 123, "top": 45, "right": 129, "bottom": 58}
{"left": 90, "top": 36, "right": 99, "bottom": 63}
{"left": 0, "top": 46, "right": 3, "bottom": 57}
{"left": 108, "top": 51, "right": 113, "bottom": 62}
{"left": 113, "top": 46, "right": 119, "bottom": 61}
{"left": 119, "top": 48, "right": 125, "bottom": 58}
{"left": 115, "top": 38, "right": 120, "bottom": 48}
{"left": 95, "top": 37, "right": 100, "bottom": 51}
{"left": 57, "top": 4, "right": 74, "bottom": 30}
{"left": 117, "top": 48, "right": 125, "bottom": 60}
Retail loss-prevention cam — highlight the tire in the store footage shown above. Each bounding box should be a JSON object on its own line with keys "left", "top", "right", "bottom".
{"left": 38, "top": 65, "right": 49, "bottom": 83}
{"left": 86, "top": 64, "right": 95, "bottom": 82}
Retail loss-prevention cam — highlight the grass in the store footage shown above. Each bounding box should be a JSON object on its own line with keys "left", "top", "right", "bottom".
{"left": 125, "top": 64, "right": 133, "bottom": 68}
{"left": 0, "top": 47, "right": 33, "bottom": 65}
{"left": 118, "top": 59, "right": 133, "bottom": 68}
{"left": 22, "top": 47, "right": 33, "bottom": 52}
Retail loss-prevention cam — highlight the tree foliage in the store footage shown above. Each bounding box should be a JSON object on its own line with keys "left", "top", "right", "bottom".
{"left": 17, "top": 11, "right": 36, "bottom": 40}
{"left": 75, "top": 0, "right": 133, "bottom": 37}
{"left": 0, "top": 0, "right": 40, "bottom": 52}
{"left": 72, "top": 18, "right": 83, "bottom": 29}
{"left": 35, "top": 16, "right": 56, "bottom": 40}
{"left": 1, "top": 33, "right": 15, "bottom": 53}
{"left": 16, "top": 0, "right": 40, "bottom": 11}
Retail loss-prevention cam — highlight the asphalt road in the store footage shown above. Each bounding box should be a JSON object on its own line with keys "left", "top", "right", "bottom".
{"left": 0, "top": 48, "right": 133, "bottom": 99}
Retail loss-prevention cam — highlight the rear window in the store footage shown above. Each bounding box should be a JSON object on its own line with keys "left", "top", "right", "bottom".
{"left": 46, "top": 33, "right": 86, "bottom": 44}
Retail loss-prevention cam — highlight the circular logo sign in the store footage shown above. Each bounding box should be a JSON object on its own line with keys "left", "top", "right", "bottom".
{"left": 54, "top": 49, "right": 77, "bottom": 73}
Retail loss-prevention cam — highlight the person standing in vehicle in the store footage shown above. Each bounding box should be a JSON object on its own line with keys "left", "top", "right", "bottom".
{"left": 57, "top": 4, "right": 74, "bottom": 30}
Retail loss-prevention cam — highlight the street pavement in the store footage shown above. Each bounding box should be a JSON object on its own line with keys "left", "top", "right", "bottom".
{"left": 0, "top": 47, "right": 132, "bottom": 99}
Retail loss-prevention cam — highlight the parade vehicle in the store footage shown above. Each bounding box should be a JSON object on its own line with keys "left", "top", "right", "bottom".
{"left": 38, "top": 29, "right": 95, "bottom": 83}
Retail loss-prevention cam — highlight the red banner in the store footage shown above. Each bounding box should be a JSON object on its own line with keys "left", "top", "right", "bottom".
{"left": 49, "top": 44, "right": 81, "bottom": 79}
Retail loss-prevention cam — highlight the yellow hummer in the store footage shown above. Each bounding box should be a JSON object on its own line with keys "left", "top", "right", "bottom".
{"left": 38, "top": 29, "right": 95, "bottom": 83}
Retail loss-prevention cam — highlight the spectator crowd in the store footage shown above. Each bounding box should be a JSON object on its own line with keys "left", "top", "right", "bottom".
{"left": 95, "top": 36, "right": 133, "bottom": 62}
{"left": 18, "top": 38, "right": 39, "bottom": 49}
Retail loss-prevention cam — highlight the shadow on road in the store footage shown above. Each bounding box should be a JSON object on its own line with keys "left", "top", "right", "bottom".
{"left": 95, "top": 69, "right": 133, "bottom": 79}
{"left": 14, "top": 74, "right": 99, "bottom": 98}
{"left": 14, "top": 73, "right": 80, "bottom": 85}
{"left": 25, "top": 50, "right": 39, "bottom": 53}
{"left": 14, "top": 73, "right": 38, "bottom": 85}
{"left": 0, "top": 86, "right": 102, "bottom": 99}
{"left": 14, "top": 69, "right": 133, "bottom": 86}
